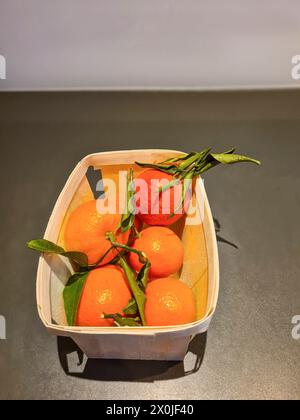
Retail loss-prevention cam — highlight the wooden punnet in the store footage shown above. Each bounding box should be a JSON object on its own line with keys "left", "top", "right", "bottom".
{"left": 36, "top": 150, "right": 219, "bottom": 360}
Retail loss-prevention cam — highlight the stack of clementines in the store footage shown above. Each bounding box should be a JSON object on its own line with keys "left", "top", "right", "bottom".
{"left": 64, "top": 168, "right": 197, "bottom": 328}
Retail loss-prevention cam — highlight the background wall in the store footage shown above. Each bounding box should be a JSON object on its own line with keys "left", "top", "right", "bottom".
{"left": 0, "top": 0, "right": 300, "bottom": 91}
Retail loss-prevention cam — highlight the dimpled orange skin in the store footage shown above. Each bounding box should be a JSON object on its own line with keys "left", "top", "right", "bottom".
{"left": 129, "top": 226, "right": 184, "bottom": 279}
{"left": 76, "top": 265, "right": 132, "bottom": 327}
{"left": 145, "top": 277, "right": 196, "bottom": 326}
{"left": 64, "top": 200, "right": 130, "bottom": 266}
{"left": 135, "top": 169, "right": 189, "bottom": 226}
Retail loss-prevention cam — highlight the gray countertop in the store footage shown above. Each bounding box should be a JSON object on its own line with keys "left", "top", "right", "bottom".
{"left": 0, "top": 91, "right": 299, "bottom": 400}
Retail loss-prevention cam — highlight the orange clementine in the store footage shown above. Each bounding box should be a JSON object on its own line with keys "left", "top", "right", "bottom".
{"left": 64, "top": 200, "right": 130, "bottom": 266}
{"left": 129, "top": 226, "right": 184, "bottom": 279}
{"left": 135, "top": 169, "right": 191, "bottom": 226}
{"left": 145, "top": 277, "right": 196, "bottom": 326}
{"left": 76, "top": 265, "right": 132, "bottom": 327}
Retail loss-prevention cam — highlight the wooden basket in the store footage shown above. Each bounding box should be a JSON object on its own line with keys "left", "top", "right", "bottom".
{"left": 36, "top": 150, "right": 219, "bottom": 360}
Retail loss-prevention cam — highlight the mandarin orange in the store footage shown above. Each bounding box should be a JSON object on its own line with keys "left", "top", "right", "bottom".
{"left": 129, "top": 226, "right": 184, "bottom": 279}
{"left": 64, "top": 200, "right": 130, "bottom": 266}
{"left": 135, "top": 169, "right": 191, "bottom": 226}
{"left": 76, "top": 265, "right": 131, "bottom": 327}
{"left": 145, "top": 277, "right": 196, "bottom": 326}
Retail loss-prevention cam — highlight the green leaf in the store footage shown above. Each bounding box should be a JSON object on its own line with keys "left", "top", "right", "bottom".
{"left": 27, "top": 239, "right": 65, "bottom": 254}
{"left": 194, "top": 148, "right": 233, "bottom": 173}
{"left": 123, "top": 298, "right": 138, "bottom": 315}
{"left": 178, "top": 154, "right": 199, "bottom": 171}
{"left": 103, "top": 313, "right": 141, "bottom": 327}
{"left": 217, "top": 147, "right": 236, "bottom": 155}
{"left": 63, "top": 272, "right": 89, "bottom": 326}
{"left": 27, "top": 239, "right": 88, "bottom": 268}
{"left": 178, "top": 148, "right": 211, "bottom": 171}
{"left": 62, "top": 252, "right": 89, "bottom": 267}
{"left": 210, "top": 153, "right": 261, "bottom": 166}
{"left": 195, "top": 148, "right": 260, "bottom": 175}
{"left": 195, "top": 159, "right": 219, "bottom": 175}
{"left": 136, "top": 260, "right": 151, "bottom": 292}
{"left": 160, "top": 153, "right": 188, "bottom": 163}
{"left": 119, "top": 257, "right": 147, "bottom": 326}
{"left": 120, "top": 214, "right": 134, "bottom": 234}
{"left": 135, "top": 161, "right": 179, "bottom": 175}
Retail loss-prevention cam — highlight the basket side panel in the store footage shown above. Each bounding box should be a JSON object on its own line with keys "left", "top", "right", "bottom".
{"left": 71, "top": 333, "right": 190, "bottom": 361}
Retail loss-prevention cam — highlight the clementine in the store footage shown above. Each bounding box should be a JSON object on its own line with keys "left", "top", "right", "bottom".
{"left": 145, "top": 277, "right": 196, "bottom": 326}
{"left": 64, "top": 200, "right": 131, "bottom": 266}
{"left": 135, "top": 169, "right": 191, "bottom": 226}
{"left": 129, "top": 226, "right": 184, "bottom": 279}
{"left": 76, "top": 265, "right": 132, "bottom": 327}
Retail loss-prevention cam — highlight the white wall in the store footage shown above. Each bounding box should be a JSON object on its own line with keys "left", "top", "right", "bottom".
{"left": 0, "top": 0, "right": 300, "bottom": 91}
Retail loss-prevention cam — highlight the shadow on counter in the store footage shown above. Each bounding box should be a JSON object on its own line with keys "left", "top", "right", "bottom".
{"left": 57, "top": 333, "right": 207, "bottom": 382}
{"left": 213, "top": 218, "right": 239, "bottom": 249}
